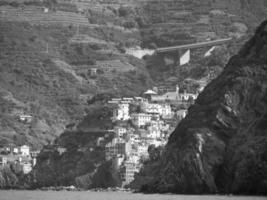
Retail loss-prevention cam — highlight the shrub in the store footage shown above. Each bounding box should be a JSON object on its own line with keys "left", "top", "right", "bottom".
{"left": 135, "top": 17, "right": 148, "bottom": 28}
{"left": 123, "top": 21, "right": 136, "bottom": 29}
{"left": 118, "top": 6, "right": 133, "bottom": 17}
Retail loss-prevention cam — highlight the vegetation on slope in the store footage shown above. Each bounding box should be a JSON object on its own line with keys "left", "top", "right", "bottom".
{"left": 0, "top": 18, "right": 151, "bottom": 148}
{"left": 31, "top": 104, "right": 116, "bottom": 189}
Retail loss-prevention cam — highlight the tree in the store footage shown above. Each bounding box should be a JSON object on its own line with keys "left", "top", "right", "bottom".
{"left": 0, "top": 166, "right": 19, "bottom": 189}
{"left": 148, "top": 145, "right": 163, "bottom": 162}
{"left": 118, "top": 6, "right": 133, "bottom": 17}
{"left": 123, "top": 21, "right": 136, "bottom": 29}
{"left": 188, "top": 96, "right": 195, "bottom": 104}
{"left": 91, "top": 161, "right": 121, "bottom": 188}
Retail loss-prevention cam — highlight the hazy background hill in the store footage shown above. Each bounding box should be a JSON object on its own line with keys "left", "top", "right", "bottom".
{"left": 0, "top": 0, "right": 266, "bottom": 150}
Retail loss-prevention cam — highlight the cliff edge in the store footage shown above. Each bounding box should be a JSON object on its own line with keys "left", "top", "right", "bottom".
{"left": 141, "top": 20, "right": 267, "bottom": 195}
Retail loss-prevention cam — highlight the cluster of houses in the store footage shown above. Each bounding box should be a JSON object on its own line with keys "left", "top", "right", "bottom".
{"left": 0, "top": 145, "right": 40, "bottom": 174}
{"left": 102, "top": 84, "right": 198, "bottom": 186}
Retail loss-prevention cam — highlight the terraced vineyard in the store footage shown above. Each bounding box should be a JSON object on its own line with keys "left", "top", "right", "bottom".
{"left": 0, "top": 6, "right": 90, "bottom": 26}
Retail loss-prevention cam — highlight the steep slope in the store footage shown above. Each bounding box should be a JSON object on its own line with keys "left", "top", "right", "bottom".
{"left": 31, "top": 104, "right": 118, "bottom": 189}
{"left": 138, "top": 20, "right": 267, "bottom": 195}
{"left": 0, "top": 2, "right": 152, "bottom": 148}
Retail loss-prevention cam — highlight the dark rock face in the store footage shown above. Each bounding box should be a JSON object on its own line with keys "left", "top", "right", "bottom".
{"left": 145, "top": 20, "right": 267, "bottom": 194}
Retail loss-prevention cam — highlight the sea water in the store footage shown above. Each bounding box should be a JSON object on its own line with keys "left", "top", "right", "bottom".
{"left": 0, "top": 190, "right": 265, "bottom": 200}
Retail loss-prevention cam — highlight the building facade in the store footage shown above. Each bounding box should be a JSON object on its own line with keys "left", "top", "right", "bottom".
{"left": 131, "top": 113, "right": 151, "bottom": 127}
{"left": 120, "top": 161, "right": 139, "bottom": 186}
{"left": 105, "top": 138, "right": 131, "bottom": 160}
{"left": 19, "top": 145, "right": 30, "bottom": 156}
{"left": 112, "top": 103, "right": 130, "bottom": 121}
{"left": 0, "top": 156, "right": 7, "bottom": 166}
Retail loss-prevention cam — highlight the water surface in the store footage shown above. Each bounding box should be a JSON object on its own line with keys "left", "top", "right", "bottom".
{"left": 0, "top": 190, "right": 265, "bottom": 200}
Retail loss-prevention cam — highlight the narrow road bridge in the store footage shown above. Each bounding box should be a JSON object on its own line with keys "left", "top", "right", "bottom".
{"left": 155, "top": 38, "right": 232, "bottom": 66}
{"left": 156, "top": 38, "right": 232, "bottom": 53}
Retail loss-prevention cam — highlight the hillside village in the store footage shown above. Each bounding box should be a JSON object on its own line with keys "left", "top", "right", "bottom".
{"left": 0, "top": 145, "right": 39, "bottom": 174}
{"left": 0, "top": 83, "right": 200, "bottom": 187}
{"left": 102, "top": 84, "right": 200, "bottom": 186}
{"left": 0, "top": 113, "right": 40, "bottom": 176}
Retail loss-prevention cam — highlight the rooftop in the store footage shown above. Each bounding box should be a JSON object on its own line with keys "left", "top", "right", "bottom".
{"left": 144, "top": 90, "right": 157, "bottom": 95}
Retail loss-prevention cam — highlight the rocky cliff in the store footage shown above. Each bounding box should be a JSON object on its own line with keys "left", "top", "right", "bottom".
{"left": 138, "top": 20, "right": 267, "bottom": 195}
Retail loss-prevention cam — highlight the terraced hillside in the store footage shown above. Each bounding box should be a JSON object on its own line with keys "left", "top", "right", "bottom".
{"left": 0, "top": 1, "right": 151, "bottom": 148}
{"left": 139, "top": 0, "right": 266, "bottom": 46}
{"left": 0, "top": 0, "right": 266, "bottom": 149}
{"left": 0, "top": 6, "right": 89, "bottom": 25}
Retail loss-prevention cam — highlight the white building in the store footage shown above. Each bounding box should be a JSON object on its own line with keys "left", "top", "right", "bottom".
{"left": 129, "top": 134, "right": 140, "bottom": 144}
{"left": 43, "top": 7, "right": 49, "bottom": 13}
{"left": 151, "top": 85, "right": 198, "bottom": 102}
{"left": 19, "top": 145, "right": 30, "bottom": 156}
{"left": 147, "top": 125, "right": 161, "bottom": 139}
{"left": 180, "top": 91, "right": 198, "bottom": 101}
{"left": 128, "top": 153, "right": 140, "bottom": 165}
{"left": 19, "top": 115, "right": 32, "bottom": 123}
{"left": 122, "top": 97, "right": 134, "bottom": 104}
{"left": 18, "top": 156, "right": 33, "bottom": 174}
{"left": 137, "top": 143, "right": 149, "bottom": 158}
{"left": 113, "top": 103, "right": 130, "bottom": 121}
{"left": 148, "top": 138, "right": 166, "bottom": 147}
{"left": 105, "top": 138, "right": 131, "bottom": 160}
{"left": 134, "top": 97, "right": 148, "bottom": 103}
{"left": 143, "top": 89, "right": 157, "bottom": 100}
{"left": 141, "top": 102, "right": 173, "bottom": 118}
{"left": 120, "top": 160, "right": 139, "bottom": 186}
{"left": 0, "top": 156, "right": 7, "bottom": 166}
{"left": 57, "top": 147, "right": 67, "bottom": 155}
{"left": 13, "top": 147, "right": 19, "bottom": 154}
{"left": 141, "top": 102, "right": 161, "bottom": 114}
{"left": 144, "top": 89, "right": 157, "bottom": 96}
{"left": 96, "top": 137, "right": 105, "bottom": 147}
{"left": 131, "top": 113, "right": 151, "bottom": 127}
{"left": 22, "top": 162, "right": 32, "bottom": 174}
{"left": 146, "top": 120, "right": 167, "bottom": 139}
{"left": 151, "top": 85, "right": 180, "bottom": 102}
{"left": 90, "top": 68, "right": 98, "bottom": 76}
{"left": 113, "top": 155, "right": 125, "bottom": 170}
{"left": 114, "top": 126, "right": 127, "bottom": 137}
{"left": 108, "top": 98, "right": 122, "bottom": 104}
{"left": 161, "top": 103, "right": 173, "bottom": 119}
